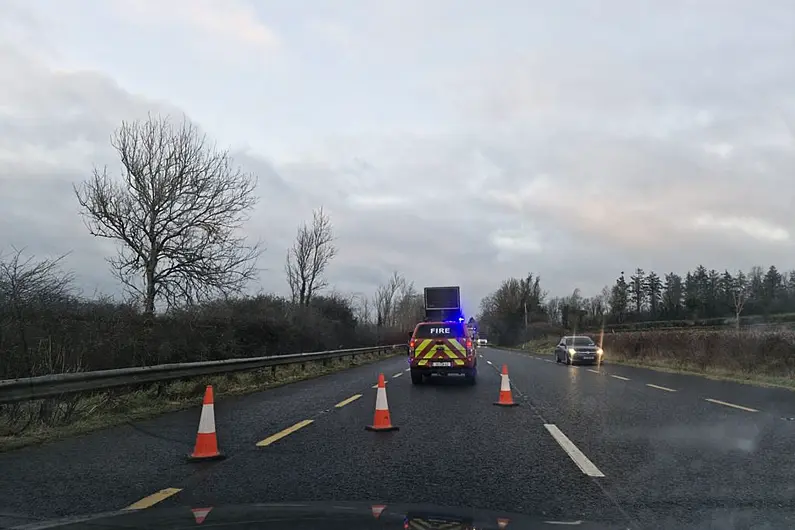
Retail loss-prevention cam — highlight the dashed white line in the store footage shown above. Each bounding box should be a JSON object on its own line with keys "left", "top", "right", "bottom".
{"left": 610, "top": 374, "right": 630, "bottom": 381}
{"left": 404, "top": 368, "right": 410, "bottom": 372}
{"left": 544, "top": 424, "right": 605, "bottom": 478}
{"left": 705, "top": 398, "right": 758, "bottom": 412}
{"left": 646, "top": 383, "right": 676, "bottom": 392}
{"left": 486, "top": 360, "right": 493, "bottom": 365}
{"left": 544, "top": 359, "right": 554, "bottom": 363}
{"left": 587, "top": 369, "right": 600, "bottom": 374}
{"left": 392, "top": 372, "right": 403, "bottom": 378}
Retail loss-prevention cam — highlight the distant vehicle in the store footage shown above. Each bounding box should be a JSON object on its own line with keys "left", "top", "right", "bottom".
{"left": 554, "top": 335, "right": 603, "bottom": 365}
{"left": 408, "top": 321, "right": 477, "bottom": 385}
{"left": 477, "top": 338, "right": 488, "bottom": 346}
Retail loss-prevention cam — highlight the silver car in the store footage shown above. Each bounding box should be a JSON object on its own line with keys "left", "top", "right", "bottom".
{"left": 555, "top": 335, "right": 603, "bottom": 365}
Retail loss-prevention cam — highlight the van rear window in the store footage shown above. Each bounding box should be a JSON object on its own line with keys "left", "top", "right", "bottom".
{"left": 414, "top": 323, "right": 466, "bottom": 338}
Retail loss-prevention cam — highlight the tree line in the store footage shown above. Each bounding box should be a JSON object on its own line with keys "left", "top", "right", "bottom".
{"left": 477, "top": 264, "right": 795, "bottom": 346}
{"left": 547, "top": 265, "right": 795, "bottom": 329}
{"left": 0, "top": 114, "right": 419, "bottom": 380}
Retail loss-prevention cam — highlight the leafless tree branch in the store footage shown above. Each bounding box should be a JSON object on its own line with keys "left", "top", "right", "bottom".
{"left": 285, "top": 207, "right": 337, "bottom": 306}
{"left": 74, "top": 113, "right": 262, "bottom": 314}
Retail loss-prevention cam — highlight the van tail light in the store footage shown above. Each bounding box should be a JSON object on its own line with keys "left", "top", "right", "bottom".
{"left": 409, "top": 339, "right": 416, "bottom": 349}
{"left": 466, "top": 338, "right": 473, "bottom": 349}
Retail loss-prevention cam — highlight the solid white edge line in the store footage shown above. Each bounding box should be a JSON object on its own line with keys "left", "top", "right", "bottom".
{"left": 544, "top": 424, "right": 605, "bottom": 478}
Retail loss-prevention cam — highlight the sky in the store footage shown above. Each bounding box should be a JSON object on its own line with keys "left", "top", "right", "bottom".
{"left": 1, "top": 0, "right": 794, "bottom": 317}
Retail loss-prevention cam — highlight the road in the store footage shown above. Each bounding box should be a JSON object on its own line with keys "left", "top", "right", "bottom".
{"left": 2, "top": 346, "right": 795, "bottom": 528}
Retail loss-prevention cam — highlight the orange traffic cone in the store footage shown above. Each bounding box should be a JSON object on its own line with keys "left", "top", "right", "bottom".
{"left": 188, "top": 385, "right": 225, "bottom": 461}
{"left": 365, "top": 373, "right": 398, "bottom": 432}
{"left": 494, "top": 365, "right": 519, "bottom": 407}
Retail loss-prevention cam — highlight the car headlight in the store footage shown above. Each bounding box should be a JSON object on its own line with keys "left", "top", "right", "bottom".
{"left": 596, "top": 347, "right": 603, "bottom": 355}
{"left": 568, "top": 348, "right": 576, "bottom": 355}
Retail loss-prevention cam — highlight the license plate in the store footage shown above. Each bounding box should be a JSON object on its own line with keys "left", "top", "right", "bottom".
{"left": 583, "top": 356, "right": 594, "bottom": 360}
{"left": 432, "top": 362, "right": 452, "bottom": 367}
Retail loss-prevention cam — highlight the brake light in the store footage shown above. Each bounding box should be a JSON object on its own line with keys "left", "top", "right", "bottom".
{"left": 466, "top": 338, "right": 472, "bottom": 349}
{"left": 410, "top": 338, "right": 416, "bottom": 349}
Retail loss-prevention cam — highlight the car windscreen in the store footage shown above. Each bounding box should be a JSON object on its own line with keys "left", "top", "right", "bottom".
{"left": 565, "top": 336, "right": 595, "bottom": 346}
{"left": 414, "top": 323, "right": 466, "bottom": 339}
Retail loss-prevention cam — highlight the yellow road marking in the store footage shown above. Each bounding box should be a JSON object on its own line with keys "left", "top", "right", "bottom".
{"left": 334, "top": 394, "right": 362, "bottom": 408}
{"left": 256, "top": 419, "right": 314, "bottom": 447}
{"left": 646, "top": 383, "right": 676, "bottom": 392}
{"left": 705, "top": 398, "right": 758, "bottom": 412}
{"left": 392, "top": 372, "right": 403, "bottom": 378}
{"left": 610, "top": 374, "right": 630, "bottom": 381}
{"left": 124, "top": 488, "right": 182, "bottom": 510}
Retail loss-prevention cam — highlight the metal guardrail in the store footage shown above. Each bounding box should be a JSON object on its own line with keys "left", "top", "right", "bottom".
{"left": 0, "top": 344, "right": 407, "bottom": 405}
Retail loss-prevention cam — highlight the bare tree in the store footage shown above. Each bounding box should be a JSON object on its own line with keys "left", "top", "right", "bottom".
{"left": 74, "top": 114, "right": 261, "bottom": 315}
{"left": 285, "top": 207, "right": 337, "bottom": 306}
{"left": 351, "top": 292, "right": 373, "bottom": 324}
{"left": 394, "top": 280, "right": 424, "bottom": 330}
{"left": 732, "top": 270, "right": 750, "bottom": 329}
{"left": 0, "top": 247, "right": 75, "bottom": 378}
{"left": 373, "top": 271, "right": 405, "bottom": 327}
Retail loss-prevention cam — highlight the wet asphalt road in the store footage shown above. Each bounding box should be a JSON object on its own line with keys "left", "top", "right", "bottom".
{"left": 2, "top": 347, "right": 795, "bottom": 529}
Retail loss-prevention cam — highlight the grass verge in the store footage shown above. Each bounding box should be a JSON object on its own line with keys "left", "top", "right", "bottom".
{"left": 0, "top": 349, "right": 400, "bottom": 453}
{"left": 491, "top": 337, "right": 795, "bottom": 391}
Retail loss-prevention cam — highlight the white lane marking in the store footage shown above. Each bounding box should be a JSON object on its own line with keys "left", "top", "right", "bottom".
{"left": 486, "top": 360, "right": 493, "bottom": 365}
{"left": 544, "top": 424, "right": 605, "bottom": 478}
{"left": 587, "top": 369, "right": 600, "bottom": 374}
{"left": 544, "top": 359, "right": 554, "bottom": 363}
{"left": 610, "top": 374, "right": 630, "bottom": 381}
{"left": 404, "top": 368, "right": 410, "bottom": 372}
{"left": 705, "top": 398, "right": 758, "bottom": 412}
{"left": 646, "top": 383, "right": 677, "bottom": 392}
{"left": 371, "top": 382, "right": 389, "bottom": 389}
{"left": 392, "top": 372, "right": 403, "bottom": 378}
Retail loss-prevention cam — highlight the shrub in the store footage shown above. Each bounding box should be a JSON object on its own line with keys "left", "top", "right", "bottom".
{"left": 598, "top": 329, "right": 795, "bottom": 376}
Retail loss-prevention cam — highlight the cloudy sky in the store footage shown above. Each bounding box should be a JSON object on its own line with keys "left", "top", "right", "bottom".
{"left": 1, "top": 0, "right": 794, "bottom": 316}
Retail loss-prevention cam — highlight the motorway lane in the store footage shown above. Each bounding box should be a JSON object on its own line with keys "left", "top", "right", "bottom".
{"left": 5, "top": 344, "right": 794, "bottom": 528}
{"left": 590, "top": 361, "right": 795, "bottom": 418}
{"left": 0, "top": 355, "right": 411, "bottom": 523}
{"left": 482, "top": 347, "right": 795, "bottom": 528}
{"left": 163, "top": 357, "right": 629, "bottom": 526}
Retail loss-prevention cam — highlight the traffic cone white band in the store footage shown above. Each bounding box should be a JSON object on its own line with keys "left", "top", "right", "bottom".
{"left": 375, "top": 387, "right": 389, "bottom": 411}
{"left": 500, "top": 374, "right": 510, "bottom": 392}
{"left": 198, "top": 404, "right": 216, "bottom": 434}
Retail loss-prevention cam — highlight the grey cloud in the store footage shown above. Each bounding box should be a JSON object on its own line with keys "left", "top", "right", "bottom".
{"left": 2, "top": 0, "right": 795, "bottom": 313}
